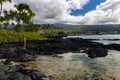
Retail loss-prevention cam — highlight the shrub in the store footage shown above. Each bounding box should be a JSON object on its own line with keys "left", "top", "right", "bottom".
{"left": 25, "top": 24, "right": 40, "bottom": 32}
{"left": 14, "top": 24, "right": 25, "bottom": 32}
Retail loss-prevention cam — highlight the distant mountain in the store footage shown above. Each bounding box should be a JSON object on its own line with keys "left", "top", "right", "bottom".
{"left": 54, "top": 24, "right": 120, "bottom": 32}
{"left": 4, "top": 24, "right": 120, "bottom": 32}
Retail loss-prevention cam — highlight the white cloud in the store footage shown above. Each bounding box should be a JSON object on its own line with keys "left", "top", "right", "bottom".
{"left": 2, "top": 2, "right": 15, "bottom": 12}
{"left": 2, "top": 0, "right": 120, "bottom": 25}
{"left": 80, "top": 0, "right": 120, "bottom": 25}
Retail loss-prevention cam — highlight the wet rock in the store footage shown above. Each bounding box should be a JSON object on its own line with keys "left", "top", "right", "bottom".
{"left": 48, "top": 75, "right": 56, "bottom": 80}
{"left": 52, "top": 54, "right": 64, "bottom": 58}
{"left": 85, "top": 48, "right": 108, "bottom": 58}
{"left": 0, "top": 48, "right": 36, "bottom": 62}
{"left": 2, "top": 59, "right": 11, "bottom": 65}
{"left": 9, "top": 72, "right": 32, "bottom": 80}
{"left": 107, "top": 44, "right": 120, "bottom": 51}
{"left": 14, "top": 53, "right": 35, "bottom": 62}
{"left": 0, "top": 64, "right": 48, "bottom": 80}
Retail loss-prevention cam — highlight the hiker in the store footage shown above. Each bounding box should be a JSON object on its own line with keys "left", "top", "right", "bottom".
{"left": 22, "top": 36, "right": 26, "bottom": 49}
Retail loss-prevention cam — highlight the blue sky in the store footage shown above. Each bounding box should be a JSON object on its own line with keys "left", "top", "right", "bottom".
{"left": 71, "top": 0, "right": 106, "bottom": 16}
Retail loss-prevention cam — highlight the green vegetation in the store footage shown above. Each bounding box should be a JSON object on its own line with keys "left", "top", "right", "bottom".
{"left": 0, "top": 27, "right": 75, "bottom": 43}
{"left": 19, "top": 31, "right": 46, "bottom": 40}
{"left": 1, "top": 0, "right": 36, "bottom": 31}
{"left": 0, "top": 30, "right": 46, "bottom": 43}
{"left": 40, "top": 28, "right": 74, "bottom": 36}
{"left": 14, "top": 3, "right": 35, "bottom": 25}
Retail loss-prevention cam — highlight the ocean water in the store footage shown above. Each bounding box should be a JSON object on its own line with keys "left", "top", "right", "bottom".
{"left": 66, "top": 34, "right": 120, "bottom": 45}
{"left": 67, "top": 34, "right": 120, "bottom": 40}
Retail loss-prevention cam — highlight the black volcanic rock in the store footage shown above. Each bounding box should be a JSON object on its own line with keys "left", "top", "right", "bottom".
{"left": 106, "top": 44, "right": 120, "bottom": 51}
{"left": 0, "top": 38, "right": 114, "bottom": 61}
{"left": 85, "top": 48, "right": 108, "bottom": 58}
{"left": 0, "top": 47, "right": 36, "bottom": 62}
{"left": 0, "top": 64, "right": 48, "bottom": 80}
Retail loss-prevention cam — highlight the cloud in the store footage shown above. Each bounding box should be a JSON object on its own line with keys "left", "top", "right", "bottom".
{"left": 72, "top": 0, "right": 120, "bottom": 25}
{"left": 2, "top": 2, "right": 15, "bottom": 12}
{"left": 2, "top": 0, "right": 120, "bottom": 25}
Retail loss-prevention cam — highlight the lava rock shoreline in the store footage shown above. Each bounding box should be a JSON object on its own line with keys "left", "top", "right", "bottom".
{"left": 0, "top": 38, "right": 120, "bottom": 61}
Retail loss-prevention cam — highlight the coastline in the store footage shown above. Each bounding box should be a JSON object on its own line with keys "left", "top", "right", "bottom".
{"left": 0, "top": 37, "right": 120, "bottom": 61}
{"left": 0, "top": 38, "right": 120, "bottom": 80}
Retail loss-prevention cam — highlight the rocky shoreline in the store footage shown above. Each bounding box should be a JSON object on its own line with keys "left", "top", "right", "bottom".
{"left": 0, "top": 38, "right": 120, "bottom": 61}
{"left": 0, "top": 38, "right": 120, "bottom": 80}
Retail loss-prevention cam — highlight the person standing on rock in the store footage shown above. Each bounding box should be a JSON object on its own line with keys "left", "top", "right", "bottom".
{"left": 22, "top": 36, "right": 26, "bottom": 49}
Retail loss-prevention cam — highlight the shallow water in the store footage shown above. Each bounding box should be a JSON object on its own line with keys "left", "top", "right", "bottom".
{"left": 0, "top": 50, "right": 120, "bottom": 80}
{"left": 35, "top": 50, "right": 120, "bottom": 80}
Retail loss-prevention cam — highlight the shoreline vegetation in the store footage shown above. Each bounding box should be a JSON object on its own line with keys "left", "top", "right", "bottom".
{"left": 0, "top": 30, "right": 46, "bottom": 43}
{"left": 0, "top": 28, "right": 74, "bottom": 43}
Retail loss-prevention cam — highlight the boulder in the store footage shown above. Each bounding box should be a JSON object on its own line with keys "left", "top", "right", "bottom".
{"left": 85, "top": 48, "right": 108, "bottom": 58}
{"left": 0, "top": 48, "right": 36, "bottom": 62}
{"left": 0, "top": 64, "right": 48, "bottom": 80}
{"left": 107, "top": 44, "right": 120, "bottom": 51}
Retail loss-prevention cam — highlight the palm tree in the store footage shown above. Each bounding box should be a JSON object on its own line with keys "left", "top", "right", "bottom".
{"left": 0, "top": 15, "right": 4, "bottom": 22}
{"left": 0, "top": 0, "right": 12, "bottom": 15}
{"left": 14, "top": 3, "right": 35, "bottom": 25}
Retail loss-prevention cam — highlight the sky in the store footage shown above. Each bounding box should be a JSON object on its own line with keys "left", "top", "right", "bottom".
{"left": 70, "top": 0, "right": 106, "bottom": 16}
{"left": 2, "top": 0, "right": 120, "bottom": 25}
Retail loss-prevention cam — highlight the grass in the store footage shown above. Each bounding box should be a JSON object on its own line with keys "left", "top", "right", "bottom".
{"left": 0, "top": 30, "right": 46, "bottom": 43}
{"left": 19, "top": 31, "right": 46, "bottom": 40}
{"left": 0, "top": 28, "right": 76, "bottom": 43}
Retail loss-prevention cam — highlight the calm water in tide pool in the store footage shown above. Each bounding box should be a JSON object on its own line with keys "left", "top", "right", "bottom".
{"left": 36, "top": 50, "right": 120, "bottom": 80}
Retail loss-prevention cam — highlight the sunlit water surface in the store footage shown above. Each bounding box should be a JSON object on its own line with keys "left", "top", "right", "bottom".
{"left": 67, "top": 35, "right": 120, "bottom": 40}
